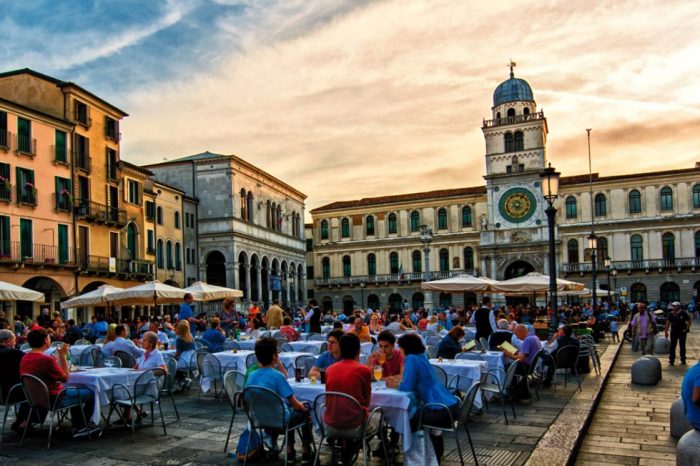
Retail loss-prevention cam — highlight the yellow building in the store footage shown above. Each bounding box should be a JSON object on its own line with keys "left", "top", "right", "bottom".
{"left": 153, "top": 181, "right": 185, "bottom": 287}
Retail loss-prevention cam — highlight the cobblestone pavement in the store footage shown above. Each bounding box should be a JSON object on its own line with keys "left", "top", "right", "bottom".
{"left": 575, "top": 325, "right": 700, "bottom": 465}
{"left": 0, "top": 343, "right": 614, "bottom": 466}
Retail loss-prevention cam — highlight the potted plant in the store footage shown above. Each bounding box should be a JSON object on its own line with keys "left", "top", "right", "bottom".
{"left": 25, "top": 182, "right": 37, "bottom": 196}
{"left": 60, "top": 188, "right": 73, "bottom": 204}
{"left": 0, "top": 176, "right": 10, "bottom": 191}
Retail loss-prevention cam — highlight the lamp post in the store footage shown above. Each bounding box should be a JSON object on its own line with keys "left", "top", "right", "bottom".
{"left": 604, "top": 256, "right": 612, "bottom": 307}
{"left": 360, "top": 281, "right": 366, "bottom": 309}
{"left": 420, "top": 224, "right": 434, "bottom": 311}
{"left": 588, "top": 234, "right": 598, "bottom": 316}
{"left": 540, "top": 163, "right": 561, "bottom": 336}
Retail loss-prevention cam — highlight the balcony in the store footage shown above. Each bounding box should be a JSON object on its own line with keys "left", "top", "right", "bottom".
{"left": 76, "top": 254, "right": 154, "bottom": 280}
{"left": 483, "top": 111, "right": 545, "bottom": 128}
{"left": 0, "top": 241, "right": 77, "bottom": 268}
{"left": 52, "top": 145, "right": 69, "bottom": 165}
{"left": 107, "top": 162, "right": 118, "bottom": 181}
{"left": 74, "top": 151, "right": 91, "bottom": 173}
{"left": 74, "top": 199, "right": 126, "bottom": 227}
{"left": 563, "top": 257, "right": 699, "bottom": 274}
{"left": 0, "top": 130, "right": 9, "bottom": 150}
{"left": 314, "top": 269, "right": 477, "bottom": 288}
{"left": 14, "top": 134, "right": 36, "bottom": 156}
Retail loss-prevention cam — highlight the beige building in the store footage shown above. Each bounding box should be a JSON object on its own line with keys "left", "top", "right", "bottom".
{"left": 152, "top": 181, "right": 185, "bottom": 287}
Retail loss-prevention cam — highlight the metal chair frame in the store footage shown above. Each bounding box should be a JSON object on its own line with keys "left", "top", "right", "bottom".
{"left": 107, "top": 369, "right": 166, "bottom": 435}
{"left": 555, "top": 345, "right": 582, "bottom": 391}
{"left": 161, "top": 357, "right": 180, "bottom": 420}
{"left": 295, "top": 355, "right": 317, "bottom": 378}
{"left": 431, "top": 365, "right": 460, "bottom": 394}
{"left": 222, "top": 370, "right": 246, "bottom": 452}
{"left": 1, "top": 383, "right": 26, "bottom": 442}
{"left": 114, "top": 350, "right": 136, "bottom": 369}
{"left": 480, "top": 362, "right": 519, "bottom": 424}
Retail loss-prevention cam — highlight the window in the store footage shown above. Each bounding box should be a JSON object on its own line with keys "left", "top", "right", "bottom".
{"left": 387, "top": 213, "right": 397, "bottom": 234}
{"left": 321, "top": 257, "right": 330, "bottom": 279}
{"left": 662, "top": 232, "right": 675, "bottom": 261}
{"left": 660, "top": 282, "right": 680, "bottom": 304}
{"left": 389, "top": 252, "right": 399, "bottom": 274}
{"left": 175, "top": 243, "right": 182, "bottom": 271}
{"left": 145, "top": 201, "right": 155, "bottom": 221}
{"left": 523, "top": 107, "right": 530, "bottom": 115}
{"left": 17, "top": 117, "right": 33, "bottom": 154}
{"left": 247, "top": 193, "right": 254, "bottom": 224}
{"left": 58, "top": 224, "right": 68, "bottom": 264}
{"left": 594, "top": 193, "right": 606, "bottom": 216}
{"left": 147, "top": 230, "right": 154, "bottom": 254}
{"left": 461, "top": 206, "right": 472, "bottom": 227}
{"left": 105, "top": 116, "right": 119, "bottom": 140}
{"left": 567, "top": 239, "right": 579, "bottom": 264}
{"left": 620, "top": 238, "right": 640, "bottom": 268}
{"left": 0, "top": 111, "right": 7, "bottom": 148}
{"left": 320, "top": 220, "right": 329, "bottom": 240}
{"left": 504, "top": 133, "right": 514, "bottom": 152}
{"left": 439, "top": 248, "right": 449, "bottom": 272}
{"left": 189, "top": 213, "right": 196, "bottom": 229}
{"left": 156, "top": 206, "right": 163, "bottom": 225}
{"left": 19, "top": 218, "right": 32, "bottom": 259}
{"left": 240, "top": 189, "right": 247, "bottom": 221}
{"left": 628, "top": 190, "right": 641, "bottom": 214}
{"left": 565, "top": 196, "right": 577, "bottom": 219}
{"left": 156, "top": 240, "right": 164, "bottom": 268}
{"left": 341, "top": 218, "right": 350, "bottom": 238}
{"left": 507, "top": 108, "right": 516, "bottom": 117}
{"left": 694, "top": 185, "right": 700, "bottom": 209}
{"left": 16, "top": 167, "right": 36, "bottom": 205}
{"left": 166, "top": 241, "right": 173, "bottom": 269}
{"left": 74, "top": 100, "right": 90, "bottom": 126}
{"left": 0, "top": 163, "right": 11, "bottom": 201}
{"left": 306, "top": 266, "right": 314, "bottom": 280}
{"left": 74, "top": 134, "right": 90, "bottom": 171}
{"left": 410, "top": 211, "right": 420, "bottom": 232}
{"left": 463, "top": 247, "right": 474, "bottom": 270}
{"left": 127, "top": 179, "right": 140, "bottom": 204}
{"left": 597, "top": 237, "right": 608, "bottom": 264}
{"left": 55, "top": 177, "right": 72, "bottom": 212}
{"left": 106, "top": 148, "right": 118, "bottom": 181}
{"left": 412, "top": 250, "right": 422, "bottom": 273}
{"left": 367, "top": 253, "right": 376, "bottom": 276}
{"left": 695, "top": 231, "right": 700, "bottom": 258}
{"left": 174, "top": 211, "right": 180, "bottom": 229}
{"left": 342, "top": 255, "right": 351, "bottom": 277}
{"left": 437, "top": 208, "right": 448, "bottom": 230}
{"left": 306, "top": 238, "right": 313, "bottom": 252}
{"left": 660, "top": 187, "right": 673, "bottom": 211}
{"left": 630, "top": 283, "right": 647, "bottom": 302}
{"left": 54, "top": 130, "right": 67, "bottom": 163}
{"left": 514, "top": 131, "right": 524, "bottom": 151}
{"left": 366, "top": 215, "right": 375, "bottom": 236}
{"left": 109, "top": 232, "right": 118, "bottom": 258}
{"left": 0, "top": 216, "right": 10, "bottom": 257}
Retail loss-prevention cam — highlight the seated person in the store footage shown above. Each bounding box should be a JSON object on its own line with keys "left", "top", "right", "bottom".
{"left": 367, "top": 330, "right": 404, "bottom": 378}
{"left": 148, "top": 320, "right": 170, "bottom": 347}
{"left": 308, "top": 329, "right": 344, "bottom": 380}
{"left": 436, "top": 312, "right": 453, "bottom": 331}
{"left": 279, "top": 317, "right": 301, "bottom": 342}
{"left": 385, "top": 315, "right": 403, "bottom": 333}
{"left": 417, "top": 311, "right": 430, "bottom": 331}
{"left": 426, "top": 315, "right": 440, "bottom": 333}
{"left": 136, "top": 332, "right": 167, "bottom": 372}
{"left": 332, "top": 321, "right": 344, "bottom": 330}
{"left": 546, "top": 325, "right": 580, "bottom": 357}
{"left": 489, "top": 319, "right": 521, "bottom": 351}
{"left": 201, "top": 317, "right": 225, "bottom": 352}
{"left": 137, "top": 316, "right": 150, "bottom": 337}
{"left": 436, "top": 326, "right": 465, "bottom": 359}
{"left": 400, "top": 312, "right": 416, "bottom": 330}
{"left": 368, "top": 314, "right": 383, "bottom": 335}
{"left": 245, "top": 337, "right": 313, "bottom": 462}
{"left": 102, "top": 324, "right": 145, "bottom": 360}
{"left": 64, "top": 319, "right": 84, "bottom": 345}
{"left": 500, "top": 324, "right": 542, "bottom": 399}
{"left": 20, "top": 329, "right": 97, "bottom": 437}
{"left": 387, "top": 333, "right": 459, "bottom": 461}
{"left": 0, "top": 329, "right": 31, "bottom": 434}
{"left": 93, "top": 316, "right": 109, "bottom": 340}
{"left": 348, "top": 317, "right": 371, "bottom": 343}
{"left": 162, "top": 315, "right": 176, "bottom": 338}
{"left": 174, "top": 320, "right": 195, "bottom": 369}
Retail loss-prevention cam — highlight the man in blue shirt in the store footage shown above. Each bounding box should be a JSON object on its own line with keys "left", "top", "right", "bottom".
{"left": 102, "top": 325, "right": 144, "bottom": 360}
{"left": 682, "top": 360, "right": 700, "bottom": 430}
{"left": 179, "top": 293, "right": 204, "bottom": 332}
{"left": 308, "top": 329, "right": 344, "bottom": 380}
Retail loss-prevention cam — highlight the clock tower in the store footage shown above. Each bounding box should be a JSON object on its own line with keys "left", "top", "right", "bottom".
{"left": 479, "top": 64, "right": 553, "bottom": 280}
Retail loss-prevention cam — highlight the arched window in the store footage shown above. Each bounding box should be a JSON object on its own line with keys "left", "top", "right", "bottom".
{"left": 410, "top": 211, "right": 420, "bottom": 232}
{"left": 567, "top": 239, "right": 579, "bottom": 264}
{"left": 463, "top": 247, "right": 474, "bottom": 270}
{"left": 266, "top": 201, "right": 271, "bottom": 228}
{"left": 174, "top": 242, "right": 182, "bottom": 271}
{"left": 660, "top": 187, "right": 673, "bottom": 211}
{"left": 628, "top": 190, "right": 641, "bottom": 214}
{"left": 437, "top": 208, "right": 448, "bottom": 230}
{"left": 341, "top": 218, "right": 350, "bottom": 238}
{"left": 174, "top": 211, "right": 180, "bottom": 229}
{"left": 507, "top": 108, "right": 516, "bottom": 117}
{"left": 496, "top": 112, "right": 501, "bottom": 119}
{"left": 276, "top": 205, "right": 282, "bottom": 231}
{"left": 291, "top": 212, "right": 296, "bottom": 238}
{"left": 514, "top": 131, "right": 524, "bottom": 151}
{"left": 320, "top": 220, "right": 329, "bottom": 240}
{"left": 156, "top": 206, "right": 163, "bottom": 225}
{"left": 597, "top": 237, "right": 608, "bottom": 265}
{"left": 366, "top": 215, "right": 375, "bottom": 236}
{"left": 156, "top": 239, "right": 163, "bottom": 269}
{"left": 389, "top": 252, "right": 399, "bottom": 274}
{"left": 523, "top": 107, "right": 530, "bottom": 115}
{"left": 461, "top": 206, "right": 472, "bottom": 227}
{"left": 387, "top": 213, "right": 397, "bottom": 234}
{"left": 439, "top": 248, "right": 449, "bottom": 272}
{"left": 693, "top": 185, "right": 700, "bottom": 209}
{"left": 630, "top": 283, "right": 647, "bottom": 302}
{"left": 565, "top": 196, "right": 577, "bottom": 219}
{"left": 630, "top": 234, "right": 643, "bottom": 262}
{"left": 504, "top": 133, "right": 514, "bottom": 152}
{"left": 662, "top": 232, "right": 675, "bottom": 261}
{"left": 594, "top": 193, "right": 607, "bottom": 217}
{"left": 695, "top": 231, "right": 700, "bottom": 258}
{"left": 240, "top": 189, "right": 247, "bottom": 221}
{"left": 247, "top": 193, "right": 255, "bottom": 223}
{"left": 296, "top": 213, "right": 302, "bottom": 238}
{"left": 166, "top": 240, "right": 173, "bottom": 269}
{"left": 342, "top": 255, "right": 351, "bottom": 277}
{"left": 660, "top": 282, "right": 680, "bottom": 303}
{"left": 367, "top": 253, "right": 376, "bottom": 276}
{"left": 321, "top": 257, "right": 330, "bottom": 279}
{"left": 412, "top": 250, "right": 422, "bottom": 273}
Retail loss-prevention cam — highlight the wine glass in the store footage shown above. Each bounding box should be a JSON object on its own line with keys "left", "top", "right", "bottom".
{"left": 373, "top": 365, "right": 383, "bottom": 382}
{"left": 104, "top": 358, "right": 114, "bottom": 371}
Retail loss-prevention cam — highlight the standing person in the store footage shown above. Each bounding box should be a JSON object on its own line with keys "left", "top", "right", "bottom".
{"left": 470, "top": 296, "right": 496, "bottom": 342}
{"left": 305, "top": 299, "right": 322, "bottom": 334}
{"left": 37, "top": 307, "right": 52, "bottom": 328}
{"left": 247, "top": 301, "right": 260, "bottom": 324}
{"left": 266, "top": 300, "right": 284, "bottom": 329}
{"left": 631, "top": 302, "right": 657, "bottom": 355}
{"left": 610, "top": 318, "right": 620, "bottom": 343}
{"left": 665, "top": 302, "right": 691, "bottom": 366}
{"left": 219, "top": 298, "right": 239, "bottom": 338}
{"left": 179, "top": 293, "right": 204, "bottom": 332}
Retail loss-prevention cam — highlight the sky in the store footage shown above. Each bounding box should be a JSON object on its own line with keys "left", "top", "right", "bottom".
{"left": 2, "top": 0, "right": 700, "bottom": 217}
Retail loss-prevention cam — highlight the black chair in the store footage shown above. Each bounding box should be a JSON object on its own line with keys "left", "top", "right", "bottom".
{"left": 554, "top": 345, "right": 581, "bottom": 391}
{"left": 161, "top": 357, "right": 180, "bottom": 420}
{"left": 480, "top": 362, "right": 519, "bottom": 424}
{"left": 114, "top": 350, "right": 136, "bottom": 369}
{"left": 197, "top": 354, "right": 235, "bottom": 401}
{"left": 1, "top": 383, "right": 26, "bottom": 442}
{"left": 79, "top": 345, "right": 102, "bottom": 367}
{"left": 245, "top": 353, "right": 258, "bottom": 369}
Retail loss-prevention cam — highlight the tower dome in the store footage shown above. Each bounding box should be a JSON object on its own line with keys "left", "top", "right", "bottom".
{"left": 493, "top": 68, "right": 534, "bottom": 107}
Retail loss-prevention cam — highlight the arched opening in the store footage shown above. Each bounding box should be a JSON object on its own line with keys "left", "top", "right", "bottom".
{"left": 630, "top": 234, "right": 643, "bottom": 263}
{"left": 240, "top": 189, "right": 247, "bottom": 221}
{"left": 387, "top": 213, "right": 397, "bottom": 234}
{"left": 367, "top": 294, "right": 380, "bottom": 311}
{"left": 320, "top": 220, "right": 329, "bottom": 240}
{"left": 166, "top": 241, "right": 173, "bottom": 269}
{"left": 514, "top": 131, "right": 524, "bottom": 151}
{"left": 366, "top": 215, "right": 375, "bottom": 236}
{"left": 628, "top": 190, "right": 641, "bottom": 213}
{"left": 156, "top": 239, "right": 164, "bottom": 269}
{"left": 594, "top": 193, "right": 607, "bottom": 217}
{"left": 461, "top": 206, "right": 472, "bottom": 228}
{"left": 389, "top": 252, "right": 399, "bottom": 274}
{"left": 342, "top": 295, "right": 355, "bottom": 315}
{"left": 276, "top": 205, "right": 282, "bottom": 231}
{"left": 261, "top": 257, "right": 270, "bottom": 308}
{"left": 504, "top": 260, "right": 534, "bottom": 280}
{"left": 174, "top": 242, "right": 182, "bottom": 271}
{"left": 437, "top": 208, "right": 448, "bottom": 230}
{"left": 247, "top": 192, "right": 255, "bottom": 223}
{"left": 126, "top": 222, "right": 137, "bottom": 259}
{"left": 342, "top": 255, "right": 351, "bottom": 278}
{"left": 439, "top": 292, "right": 452, "bottom": 309}
{"left": 250, "top": 254, "right": 259, "bottom": 302}
{"left": 523, "top": 107, "right": 530, "bottom": 115}
{"left": 463, "top": 292, "right": 477, "bottom": 307}
{"left": 321, "top": 296, "right": 333, "bottom": 312}
{"left": 565, "top": 196, "right": 577, "bottom": 218}
{"left": 21, "top": 276, "right": 66, "bottom": 319}
{"left": 410, "top": 211, "right": 420, "bottom": 232}
{"left": 660, "top": 187, "right": 673, "bottom": 211}
{"left": 206, "top": 250, "right": 227, "bottom": 287}
{"left": 504, "top": 132, "right": 514, "bottom": 152}
{"left": 660, "top": 282, "right": 680, "bottom": 304}
{"left": 630, "top": 282, "right": 647, "bottom": 302}
{"left": 341, "top": 218, "right": 350, "bottom": 238}
{"left": 496, "top": 112, "right": 501, "bottom": 119}
{"left": 412, "top": 292, "right": 424, "bottom": 310}
{"left": 388, "top": 293, "right": 403, "bottom": 313}
{"left": 507, "top": 108, "right": 516, "bottom": 117}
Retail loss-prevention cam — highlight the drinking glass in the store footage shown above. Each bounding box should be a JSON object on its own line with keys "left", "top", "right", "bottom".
{"left": 377, "top": 352, "right": 386, "bottom": 365}
{"left": 373, "top": 366, "right": 383, "bottom": 382}
{"left": 104, "top": 358, "right": 114, "bottom": 371}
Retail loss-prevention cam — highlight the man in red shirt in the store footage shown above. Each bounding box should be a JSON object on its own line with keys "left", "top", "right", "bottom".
{"left": 20, "top": 329, "right": 97, "bottom": 437}
{"left": 366, "top": 330, "right": 404, "bottom": 379}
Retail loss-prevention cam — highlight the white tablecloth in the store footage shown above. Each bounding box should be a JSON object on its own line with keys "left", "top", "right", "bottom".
{"left": 361, "top": 342, "right": 374, "bottom": 355}
{"left": 67, "top": 368, "right": 152, "bottom": 424}
{"left": 288, "top": 341, "right": 325, "bottom": 353}
{"left": 429, "top": 359, "right": 486, "bottom": 407}
{"left": 237, "top": 340, "right": 257, "bottom": 351}
{"left": 213, "top": 350, "right": 313, "bottom": 372}
{"left": 45, "top": 344, "right": 97, "bottom": 362}
{"left": 290, "top": 380, "right": 416, "bottom": 452}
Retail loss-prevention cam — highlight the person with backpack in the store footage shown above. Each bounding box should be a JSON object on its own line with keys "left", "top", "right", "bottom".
{"left": 631, "top": 302, "right": 657, "bottom": 355}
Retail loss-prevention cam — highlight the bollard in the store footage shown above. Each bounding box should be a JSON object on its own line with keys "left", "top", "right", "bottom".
{"left": 677, "top": 429, "right": 700, "bottom": 466}
{"left": 654, "top": 336, "right": 671, "bottom": 355}
{"left": 670, "top": 398, "right": 693, "bottom": 438}
{"left": 631, "top": 355, "right": 662, "bottom": 385}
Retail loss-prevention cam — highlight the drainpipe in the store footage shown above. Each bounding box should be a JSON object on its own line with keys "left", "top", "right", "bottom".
{"left": 192, "top": 161, "right": 199, "bottom": 281}
{"left": 64, "top": 91, "right": 80, "bottom": 301}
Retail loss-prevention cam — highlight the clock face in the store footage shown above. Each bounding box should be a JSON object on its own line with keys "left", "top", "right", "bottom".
{"left": 498, "top": 187, "right": 537, "bottom": 223}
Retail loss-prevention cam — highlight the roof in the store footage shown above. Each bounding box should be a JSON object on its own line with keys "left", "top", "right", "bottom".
{"left": 0, "top": 68, "right": 129, "bottom": 117}
{"left": 150, "top": 151, "right": 229, "bottom": 164}
{"left": 560, "top": 165, "right": 700, "bottom": 186}
{"left": 0, "top": 96, "right": 74, "bottom": 127}
{"left": 119, "top": 159, "right": 153, "bottom": 176}
{"left": 311, "top": 186, "right": 486, "bottom": 213}
{"left": 493, "top": 71, "right": 534, "bottom": 107}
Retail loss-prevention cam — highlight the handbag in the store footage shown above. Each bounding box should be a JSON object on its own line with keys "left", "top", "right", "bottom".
{"left": 404, "top": 430, "right": 439, "bottom": 466}
{"left": 235, "top": 428, "right": 262, "bottom": 462}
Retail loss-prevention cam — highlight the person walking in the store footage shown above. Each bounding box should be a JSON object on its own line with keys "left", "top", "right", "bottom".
{"left": 665, "top": 301, "right": 691, "bottom": 366}
{"left": 630, "top": 302, "right": 657, "bottom": 355}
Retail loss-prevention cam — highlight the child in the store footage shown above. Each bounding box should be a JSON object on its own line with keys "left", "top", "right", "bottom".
{"left": 610, "top": 317, "right": 619, "bottom": 342}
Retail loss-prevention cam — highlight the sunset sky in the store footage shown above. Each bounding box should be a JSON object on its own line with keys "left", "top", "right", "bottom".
{"left": 2, "top": 0, "right": 699, "bottom": 216}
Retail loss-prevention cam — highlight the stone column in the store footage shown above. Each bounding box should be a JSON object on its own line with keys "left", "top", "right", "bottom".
{"left": 231, "top": 262, "right": 239, "bottom": 291}
{"left": 255, "top": 265, "right": 262, "bottom": 303}
{"left": 245, "top": 264, "right": 252, "bottom": 302}
{"left": 285, "top": 271, "right": 291, "bottom": 306}
{"left": 490, "top": 256, "right": 497, "bottom": 279}
{"left": 481, "top": 256, "right": 487, "bottom": 278}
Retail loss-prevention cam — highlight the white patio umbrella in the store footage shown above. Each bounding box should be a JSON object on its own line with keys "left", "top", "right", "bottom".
{"left": 106, "top": 280, "right": 187, "bottom": 307}
{"left": 491, "top": 272, "right": 585, "bottom": 294}
{"left": 0, "top": 280, "right": 45, "bottom": 302}
{"left": 559, "top": 288, "right": 615, "bottom": 297}
{"left": 420, "top": 275, "right": 498, "bottom": 292}
{"left": 183, "top": 281, "right": 243, "bottom": 301}
{"left": 60, "top": 284, "right": 122, "bottom": 309}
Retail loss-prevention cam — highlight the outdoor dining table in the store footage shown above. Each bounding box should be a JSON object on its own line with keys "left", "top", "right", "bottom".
{"left": 44, "top": 344, "right": 99, "bottom": 361}
{"left": 212, "top": 350, "right": 313, "bottom": 373}
{"left": 67, "top": 367, "right": 153, "bottom": 425}
{"left": 288, "top": 340, "right": 325, "bottom": 352}
{"left": 236, "top": 339, "right": 257, "bottom": 351}
{"left": 429, "top": 358, "right": 486, "bottom": 407}
{"left": 289, "top": 379, "right": 417, "bottom": 452}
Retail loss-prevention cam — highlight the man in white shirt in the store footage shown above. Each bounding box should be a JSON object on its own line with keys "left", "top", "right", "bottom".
{"left": 102, "top": 325, "right": 144, "bottom": 360}
{"left": 136, "top": 332, "right": 167, "bottom": 371}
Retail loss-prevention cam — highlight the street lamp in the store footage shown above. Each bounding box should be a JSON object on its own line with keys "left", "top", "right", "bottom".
{"left": 419, "top": 224, "right": 434, "bottom": 311}
{"left": 604, "top": 256, "right": 612, "bottom": 306}
{"left": 588, "top": 234, "right": 598, "bottom": 316}
{"left": 540, "top": 163, "right": 561, "bottom": 335}
{"left": 360, "top": 281, "right": 366, "bottom": 309}
{"left": 612, "top": 268, "right": 618, "bottom": 305}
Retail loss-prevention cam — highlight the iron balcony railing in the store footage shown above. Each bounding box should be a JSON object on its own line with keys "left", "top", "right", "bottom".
{"left": 563, "top": 257, "right": 700, "bottom": 273}
{"left": 314, "top": 269, "right": 477, "bottom": 287}
{"left": 482, "top": 111, "right": 545, "bottom": 128}
{"left": 74, "top": 199, "right": 126, "bottom": 226}
{"left": 14, "top": 134, "right": 36, "bottom": 156}
{"left": 76, "top": 254, "right": 154, "bottom": 279}
{"left": 0, "top": 241, "right": 77, "bottom": 266}
{"left": 0, "top": 130, "right": 10, "bottom": 149}
{"left": 17, "top": 185, "right": 37, "bottom": 206}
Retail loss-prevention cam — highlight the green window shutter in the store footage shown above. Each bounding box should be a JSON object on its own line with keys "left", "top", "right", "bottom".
{"left": 55, "top": 176, "right": 60, "bottom": 209}
{"left": 0, "top": 216, "right": 9, "bottom": 256}
{"left": 20, "top": 218, "right": 32, "bottom": 259}
{"left": 0, "top": 111, "right": 6, "bottom": 130}
{"left": 55, "top": 130, "right": 66, "bottom": 162}
{"left": 58, "top": 224, "right": 68, "bottom": 263}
